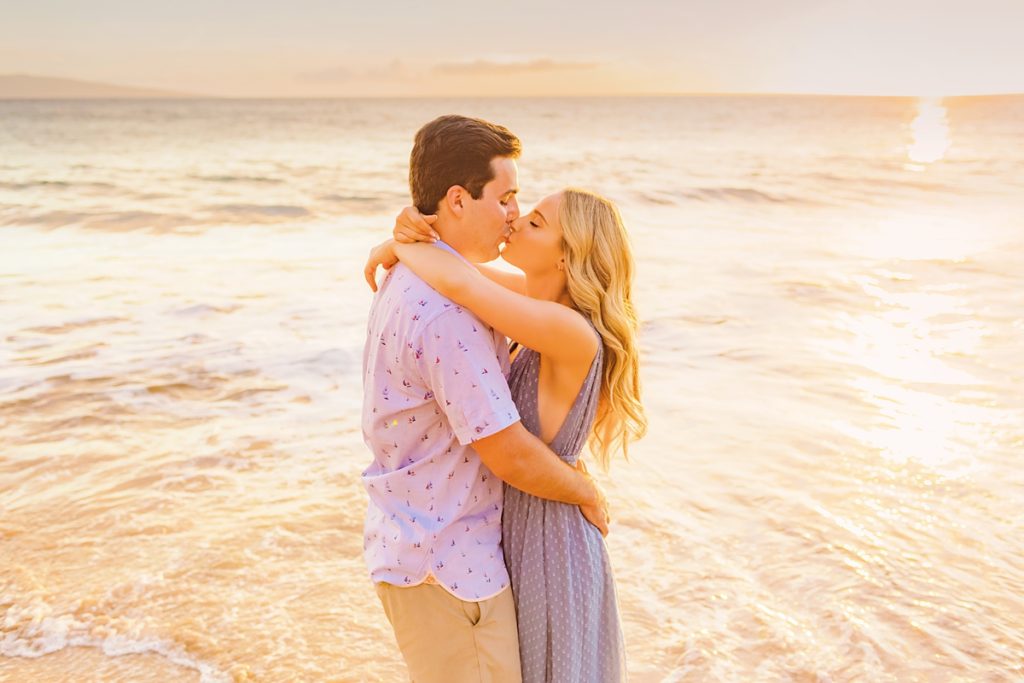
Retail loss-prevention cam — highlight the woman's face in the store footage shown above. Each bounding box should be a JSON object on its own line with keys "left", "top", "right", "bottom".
{"left": 500, "top": 191, "right": 565, "bottom": 274}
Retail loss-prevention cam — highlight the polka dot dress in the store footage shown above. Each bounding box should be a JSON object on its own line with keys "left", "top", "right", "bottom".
{"left": 503, "top": 336, "right": 628, "bottom": 682}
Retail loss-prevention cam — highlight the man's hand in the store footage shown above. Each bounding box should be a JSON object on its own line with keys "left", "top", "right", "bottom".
{"left": 363, "top": 239, "right": 400, "bottom": 292}
{"left": 576, "top": 459, "right": 610, "bottom": 537}
{"left": 394, "top": 206, "right": 439, "bottom": 244}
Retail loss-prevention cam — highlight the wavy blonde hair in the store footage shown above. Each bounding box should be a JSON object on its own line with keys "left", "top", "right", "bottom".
{"left": 559, "top": 188, "right": 648, "bottom": 470}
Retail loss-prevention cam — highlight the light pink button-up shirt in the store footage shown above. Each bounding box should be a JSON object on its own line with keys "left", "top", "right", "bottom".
{"left": 361, "top": 242, "right": 520, "bottom": 601}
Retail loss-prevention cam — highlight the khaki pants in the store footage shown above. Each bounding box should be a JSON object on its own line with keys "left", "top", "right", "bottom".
{"left": 375, "top": 582, "right": 522, "bottom": 683}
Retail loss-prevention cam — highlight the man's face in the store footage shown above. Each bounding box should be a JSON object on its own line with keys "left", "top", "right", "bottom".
{"left": 462, "top": 157, "right": 519, "bottom": 262}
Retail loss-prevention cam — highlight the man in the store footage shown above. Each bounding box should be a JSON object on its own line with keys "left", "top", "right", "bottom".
{"left": 361, "top": 115, "right": 608, "bottom": 683}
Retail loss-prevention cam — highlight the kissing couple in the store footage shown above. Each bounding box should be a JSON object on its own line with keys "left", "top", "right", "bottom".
{"left": 361, "top": 114, "right": 646, "bottom": 683}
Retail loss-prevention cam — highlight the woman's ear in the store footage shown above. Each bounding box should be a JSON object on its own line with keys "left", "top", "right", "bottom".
{"left": 445, "top": 186, "right": 466, "bottom": 217}
{"left": 557, "top": 257, "right": 565, "bottom": 272}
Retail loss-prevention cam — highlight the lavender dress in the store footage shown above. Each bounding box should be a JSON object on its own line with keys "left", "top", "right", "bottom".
{"left": 502, "top": 338, "right": 627, "bottom": 682}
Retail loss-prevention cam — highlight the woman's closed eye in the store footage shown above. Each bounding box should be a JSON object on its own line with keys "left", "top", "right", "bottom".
{"left": 529, "top": 220, "right": 539, "bottom": 228}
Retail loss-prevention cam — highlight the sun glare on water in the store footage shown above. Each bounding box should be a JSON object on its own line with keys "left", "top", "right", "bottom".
{"left": 907, "top": 98, "right": 951, "bottom": 165}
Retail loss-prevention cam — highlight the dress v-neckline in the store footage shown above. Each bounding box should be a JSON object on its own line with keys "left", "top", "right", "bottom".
{"left": 521, "top": 347, "right": 599, "bottom": 449}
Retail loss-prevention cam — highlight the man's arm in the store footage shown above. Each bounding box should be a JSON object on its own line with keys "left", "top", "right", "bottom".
{"left": 410, "top": 309, "right": 609, "bottom": 535}
{"left": 473, "top": 422, "right": 609, "bottom": 536}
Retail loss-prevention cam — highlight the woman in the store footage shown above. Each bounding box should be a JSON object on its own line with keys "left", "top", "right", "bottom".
{"left": 365, "top": 188, "right": 647, "bottom": 682}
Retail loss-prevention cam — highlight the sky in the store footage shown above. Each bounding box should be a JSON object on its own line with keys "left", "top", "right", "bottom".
{"left": 2, "top": 0, "right": 1023, "bottom": 97}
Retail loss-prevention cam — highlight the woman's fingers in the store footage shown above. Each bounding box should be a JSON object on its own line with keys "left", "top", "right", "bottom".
{"left": 394, "top": 206, "right": 439, "bottom": 242}
{"left": 401, "top": 205, "right": 438, "bottom": 229}
{"left": 394, "top": 226, "right": 424, "bottom": 244}
{"left": 364, "top": 260, "right": 379, "bottom": 292}
{"left": 403, "top": 221, "right": 438, "bottom": 242}
{"left": 393, "top": 220, "right": 435, "bottom": 243}
{"left": 364, "top": 240, "right": 401, "bottom": 292}
{"left": 418, "top": 213, "right": 439, "bottom": 239}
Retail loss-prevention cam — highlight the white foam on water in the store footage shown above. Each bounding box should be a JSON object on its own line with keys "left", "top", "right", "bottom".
{"left": 1, "top": 603, "right": 231, "bottom": 683}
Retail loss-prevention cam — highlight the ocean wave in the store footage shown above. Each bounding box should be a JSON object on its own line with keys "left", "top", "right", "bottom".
{"left": 633, "top": 190, "right": 680, "bottom": 206}
{"left": 803, "top": 170, "right": 956, "bottom": 194}
{"left": 318, "top": 193, "right": 387, "bottom": 203}
{"left": 0, "top": 599, "right": 231, "bottom": 683}
{"left": 189, "top": 174, "right": 284, "bottom": 184}
{"left": 682, "top": 186, "right": 809, "bottom": 205}
{"left": 170, "top": 304, "right": 242, "bottom": 317}
{"left": 636, "top": 186, "right": 813, "bottom": 206}
{"left": 202, "top": 203, "right": 312, "bottom": 220}
{"left": 0, "top": 209, "right": 195, "bottom": 232}
{"left": 23, "top": 316, "right": 129, "bottom": 335}
{"left": 0, "top": 180, "right": 120, "bottom": 191}
{"left": 1, "top": 204, "right": 315, "bottom": 231}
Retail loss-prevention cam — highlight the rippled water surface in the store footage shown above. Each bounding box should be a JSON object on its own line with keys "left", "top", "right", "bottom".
{"left": 2, "top": 96, "right": 1023, "bottom": 682}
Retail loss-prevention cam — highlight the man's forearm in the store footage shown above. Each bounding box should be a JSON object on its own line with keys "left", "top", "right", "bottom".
{"left": 476, "top": 426, "right": 597, "bottom": 506}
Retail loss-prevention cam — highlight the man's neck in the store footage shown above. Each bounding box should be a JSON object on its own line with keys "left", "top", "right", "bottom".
{"left": 433, "top": 218, "right": 477, "bottom": 263}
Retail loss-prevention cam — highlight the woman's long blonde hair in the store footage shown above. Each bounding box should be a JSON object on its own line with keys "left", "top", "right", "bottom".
{"left": 559, "top": 188, "right": 647, "bottom": 470}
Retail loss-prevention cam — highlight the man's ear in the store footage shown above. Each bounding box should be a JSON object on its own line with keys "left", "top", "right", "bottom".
{"left": 444, "top": 186, "right": 466, "bottom": 217}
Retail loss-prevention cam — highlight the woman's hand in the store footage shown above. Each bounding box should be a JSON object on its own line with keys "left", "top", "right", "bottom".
{"left": 394, "top": 206, "right": 439, "bottom": 244}
{"left": 364, "top": 239, "right": 400, "bottom": 292}
{"left": 366, "top": 207, "right": 437, "bottom": 292}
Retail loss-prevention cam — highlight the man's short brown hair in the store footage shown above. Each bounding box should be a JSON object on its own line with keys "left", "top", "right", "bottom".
{"left": 409, "top": 115, "right": 522, "bottom": 214}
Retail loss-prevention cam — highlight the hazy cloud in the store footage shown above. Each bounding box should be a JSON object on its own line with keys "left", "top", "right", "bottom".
{"left": 434, "top": 59, "right": 600, "bottom": 75}
{"left": 365, "top": 60, "right": 415, "bottom": 82}
{"left": 295, "top": 66, "right": 354, "bottom": 83}
{"left": 295, "top": 60, "right": 414, "bottom": 84}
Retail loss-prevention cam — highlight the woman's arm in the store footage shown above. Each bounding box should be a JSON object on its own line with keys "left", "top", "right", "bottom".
{"left": 392, "top": 206, "right": 526, "bottom": 294}
{"left": 474, "top": 263, "right": 527, "bottom": 295}
{"left": 364, "top": 236, "right": 527, "bottom": 297}
{"left": 393, "top": 241, "right": 598, "bottom": 363}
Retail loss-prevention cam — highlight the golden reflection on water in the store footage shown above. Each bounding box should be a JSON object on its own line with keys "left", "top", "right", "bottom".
{"left": 842, "top": 378, "right": 981, "bottom": 474}
{"left": 832, "top": 277, "right": 984, "bottom": 474}
{"left": 907, "top": 98, "right": 950, "bottom": 165}
{"left": 858, "top": 213, "right": 982, "bottom": 262}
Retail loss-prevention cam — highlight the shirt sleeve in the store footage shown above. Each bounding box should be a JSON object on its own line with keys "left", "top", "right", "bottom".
{"left": 416, "top": 307, "right": 520, "bottom": 445}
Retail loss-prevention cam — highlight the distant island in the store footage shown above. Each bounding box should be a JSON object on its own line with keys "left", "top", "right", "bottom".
{"left": 0, "top": 74, "right": 204, "bottom": 99}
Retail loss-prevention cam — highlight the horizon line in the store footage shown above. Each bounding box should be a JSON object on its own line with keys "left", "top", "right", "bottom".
{"left": 3, "top": 91, "right": 1023, "bottom": 101}
{"left": 4, "top": 73, "right": 1023, "bottom": 100}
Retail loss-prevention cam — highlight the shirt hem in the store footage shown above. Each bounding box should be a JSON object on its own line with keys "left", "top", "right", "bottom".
{"left": 373, "top": 574, "right": 511, "bottom": 603}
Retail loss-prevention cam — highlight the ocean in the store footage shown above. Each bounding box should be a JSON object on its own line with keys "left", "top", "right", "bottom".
{"left": 1, "top": 96, "right": 1022, "bottom": 682}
